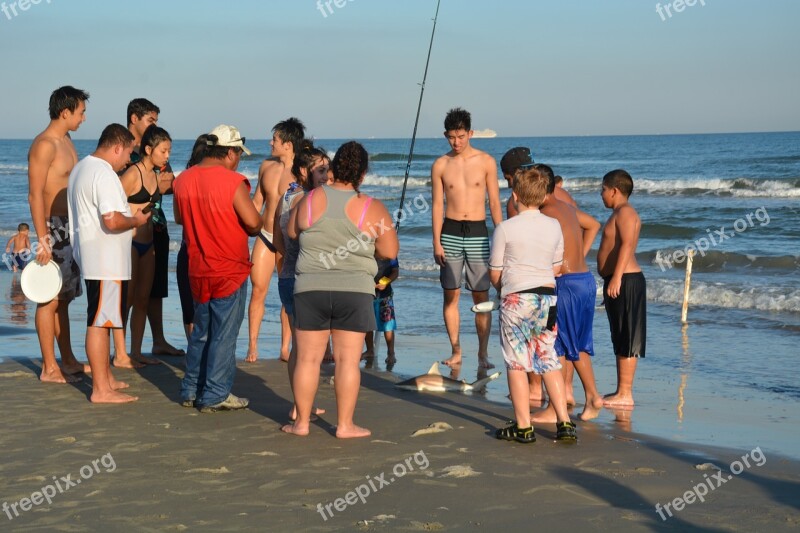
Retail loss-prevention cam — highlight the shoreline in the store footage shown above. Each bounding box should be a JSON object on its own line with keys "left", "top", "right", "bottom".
{"left": 2, "top": 262, "right": 799, "bottom": 463}
{"left": 1, "top": 356, "right": 798, "bottom": 530}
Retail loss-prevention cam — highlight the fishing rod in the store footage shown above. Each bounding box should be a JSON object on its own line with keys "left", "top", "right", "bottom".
{"left": 395, "top": 0, "right": 441, "bottom": 233}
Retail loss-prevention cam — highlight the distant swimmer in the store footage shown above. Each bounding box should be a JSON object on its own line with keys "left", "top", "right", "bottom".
{"left": 431, "top": 108, "right": 502, "bottom": 369}
{"left": 5, "top": 223, "right": 31, "bottom": 272}
{"left": 597, "top": 169, "right": 646, "bottom": 408}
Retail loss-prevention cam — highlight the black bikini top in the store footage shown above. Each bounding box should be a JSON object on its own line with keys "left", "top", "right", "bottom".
{"left": 127, "top": 163, "right": 162, "bottom": 205}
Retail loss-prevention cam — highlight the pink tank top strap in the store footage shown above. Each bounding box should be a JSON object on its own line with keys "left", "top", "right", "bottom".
{"left": 357, "top": 197, "right": 373, "bottom": 230}
{"left": 306, "top": 188, "right": 316, "bottom": 226}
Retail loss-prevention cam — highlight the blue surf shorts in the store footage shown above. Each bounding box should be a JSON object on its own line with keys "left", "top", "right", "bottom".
{"left": 554, "top": 271, "right": 597, "bottom": 361}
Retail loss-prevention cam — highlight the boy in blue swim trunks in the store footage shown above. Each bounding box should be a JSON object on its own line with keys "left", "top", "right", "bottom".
{"left": 363, "top": 258, "right": 399, "bottom": 368}
{"left": 530, "top": 164, "right": 604, "bottom": 423}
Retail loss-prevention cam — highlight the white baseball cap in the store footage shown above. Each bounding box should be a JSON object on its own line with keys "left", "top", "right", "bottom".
{"left": 208, "top": 124, "right": 251, "bottom": 155}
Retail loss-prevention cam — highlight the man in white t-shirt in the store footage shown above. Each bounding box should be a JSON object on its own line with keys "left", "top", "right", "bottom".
{"left": 68, "top": 124, "right": 151, "bottom": 403}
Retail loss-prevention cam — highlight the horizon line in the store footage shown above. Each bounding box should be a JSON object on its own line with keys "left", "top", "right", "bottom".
{"left": 1, "top": 129, "right": 798, "bottom": 142}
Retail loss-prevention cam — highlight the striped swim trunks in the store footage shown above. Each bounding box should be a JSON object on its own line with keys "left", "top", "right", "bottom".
{"left": 439, "top": 218, "right": 490, "bottom": 291}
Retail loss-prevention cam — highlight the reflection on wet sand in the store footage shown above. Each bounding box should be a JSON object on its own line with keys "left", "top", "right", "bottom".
{"left": 7, "top": 275, "right": 29, "bottom": 326}
{"left": 677, "top": 323, "right": 693, "bottom": 423}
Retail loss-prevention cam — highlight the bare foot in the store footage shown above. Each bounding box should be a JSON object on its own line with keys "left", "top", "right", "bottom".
{"left": 530, "top": 404, "right": 558, "bottom": 425}
{"left": 90, "top": 390, "right": 138, "bottom": 403}
{"left": 336, "top": 424, "right": 371, "bottom": 439}
{"left": 62, "top": 361, "right": 90, "bottom": 375}
{"left": 603, "top": 392, "right": 635, "bottom": 408}
{"left": 40, "top": 367, "right": 81, "bottom": 384}
{"left": 281, "top": 422, "right": 309, "bottom": 436}
{"left": 131, "top": 353, "right": 162, "bottom": 366}
{"left": 289, "top": 406, "right": 326, "bottom": 421}
{"left": 579, "top": 395, "right": 604, "bottom": 421}
{"left": 245, "top": 351, "right": 258, "bottom": 363}
{"left": 152, "top": 342, "right": 185, "bottom": 356}
{"left": 109, "top": 378, "right": 130, "bottom": 390}
{"left": 478, "top": 357, "right": 495, "bottom": 369}
{"left": 442, "top": 353, "right": 462, "bottom": 367}
{"left": 361, "top": 350, "right": 374, "bottom": 361}
{"left": 113, "top": 356, "right": 145, "bottom": 369}
{"left": 385, "top": 354, "right": 397, "bottom": 371}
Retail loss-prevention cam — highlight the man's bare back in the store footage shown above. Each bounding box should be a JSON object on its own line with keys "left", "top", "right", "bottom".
{"left": 541, "top": 199, "right": 590, "bottom": 274}
{"left": 255, "top": 158, "right": 290, "bottom": 233}
{"left": 597, "top": 204, "right": 641, "bottom": 279}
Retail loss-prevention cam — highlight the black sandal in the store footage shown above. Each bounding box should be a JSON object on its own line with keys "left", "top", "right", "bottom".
{"left": 556, "top": 421, "right": 578, "bottom": 442}
{"left": 495, "top": 422, "right": 536, "bottom": 443}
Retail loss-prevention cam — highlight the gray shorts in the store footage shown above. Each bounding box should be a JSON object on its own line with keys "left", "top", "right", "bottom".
{"left": 439, "top": 218, "right": 490, "bottom": 292}
{"left": 49, "top": 216, "right": 82, "bottom": 302}
{"left": 294, "top": 291, "right": 376, "bottom": 332}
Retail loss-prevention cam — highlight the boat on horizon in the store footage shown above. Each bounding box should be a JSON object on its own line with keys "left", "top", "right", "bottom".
{"left": 472, "top": 129, "right": 497, "bottom": 138}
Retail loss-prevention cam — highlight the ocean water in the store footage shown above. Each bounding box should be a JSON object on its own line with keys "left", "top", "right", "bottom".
{"left": 1, "top": 132, "right": 799, "bottom": 458}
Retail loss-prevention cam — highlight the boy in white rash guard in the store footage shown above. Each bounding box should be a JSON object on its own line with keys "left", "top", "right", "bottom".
{"left": 489, "top": 167, "right": 577, "bottom": 443}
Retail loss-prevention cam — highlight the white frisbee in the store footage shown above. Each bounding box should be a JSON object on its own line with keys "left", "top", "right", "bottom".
{"left": 471, "top": 299, "right": 501, "bottom": 313}
{"left": 21, "top": 261, "right": 63, "bottom": 303}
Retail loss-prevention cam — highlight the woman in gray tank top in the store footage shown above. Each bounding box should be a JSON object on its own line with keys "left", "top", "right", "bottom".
{"left": 282, "top": 141, "right": 399, "bottom": 439}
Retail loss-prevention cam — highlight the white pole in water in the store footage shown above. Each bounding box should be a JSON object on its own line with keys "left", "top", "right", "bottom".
{"left": 681, "top": 249, "right": 695, "bottom": 323}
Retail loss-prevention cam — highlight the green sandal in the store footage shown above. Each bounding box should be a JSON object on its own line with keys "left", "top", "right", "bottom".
{"left": 556, "top": 421, "right": 577, "bottom": 442}
{"left": 495, "top": 422, "right": 536, "bottom": 443}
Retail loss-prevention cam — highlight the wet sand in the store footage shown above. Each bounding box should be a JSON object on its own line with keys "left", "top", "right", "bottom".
{"left": 1, "top": 354, "right": 799, "bottom": 531}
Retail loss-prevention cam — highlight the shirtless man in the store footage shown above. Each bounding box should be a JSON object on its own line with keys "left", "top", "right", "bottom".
{"left": 247, "top": 118, "right": 305, "bottom": 362}
{"left": 527, "top": 164, "right": 604, "bottom": 423}
{"left": 27, "top": 86, "right": 90, "bottom": 383}
{"left": 432, "top": 108, "right": 502, "bottom": 369}
{"left": 597, "top": 169, "right": 646, "bottom": 407}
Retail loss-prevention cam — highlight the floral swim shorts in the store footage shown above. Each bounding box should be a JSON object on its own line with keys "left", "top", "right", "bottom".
{"left": 499, "top": 292, "right": 560, "bottom": 374}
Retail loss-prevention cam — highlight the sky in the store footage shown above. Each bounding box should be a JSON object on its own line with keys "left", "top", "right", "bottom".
{"left": 0, "top": 0, "right": 798, "bottom": 140}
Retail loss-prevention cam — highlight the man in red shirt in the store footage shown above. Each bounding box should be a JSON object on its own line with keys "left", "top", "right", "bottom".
{"left": 174, "top": 125, "right": 261, "bottom": 412}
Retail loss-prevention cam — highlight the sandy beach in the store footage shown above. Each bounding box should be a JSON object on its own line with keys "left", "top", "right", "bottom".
{"left": 1, "top": 347, "right": 799, "bottom": 531}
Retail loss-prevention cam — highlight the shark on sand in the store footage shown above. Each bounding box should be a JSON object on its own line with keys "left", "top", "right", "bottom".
{"left": 395, "top": 362, "right": 501, "bottom": 393}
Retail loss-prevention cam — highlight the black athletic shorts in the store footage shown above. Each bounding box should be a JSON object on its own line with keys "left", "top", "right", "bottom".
{"left": 294, "top": 291, "right": 376, "bottom": 332}
{"left": 603, "top": 272, "right": 646, "bottom": 358}
{"left": 150, "top": 225, "right": 170, "bottom": 299}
